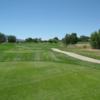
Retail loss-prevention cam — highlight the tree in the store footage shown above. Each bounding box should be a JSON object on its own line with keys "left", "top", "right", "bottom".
{"left": 90, "top": 30, "right": 100, "bottom": 49}
{"left": 48, "top": 37, "right": 59, "bottom": 43}
{"left": 0, "top": 32, "right": 6, "bottom": 43}
{"left": 53, "top": 37, "right": 59, "bottom": 43}
{"left": 25, "top": 37, "right": 33, "bottom": 42}
{"left": 8, "top": 35, "right": 16, "bottom": 43}
{"left": 25, "top": 37, "right": 42, "bottom": 43}
{"left": 63, "top": 34, "right": 70, "bottom": 45}
{"left": 63, "top": 33, "right": 78, "bottom": 45}
{"left": 70, "top": 33, "right": 78, "bottom": 44}
{"left": 33, "top": 38, "right": 42, "bottom": 43}
{"left": 79, "top": 35, "right": 89, "bottom": 42}
{"left": 48, "top": 39, "right": 54, "bottom": 43}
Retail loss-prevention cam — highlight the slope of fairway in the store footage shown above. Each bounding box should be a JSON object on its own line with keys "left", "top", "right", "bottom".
{"left": 0, "top": 43, "right": 100, "bottom": 100}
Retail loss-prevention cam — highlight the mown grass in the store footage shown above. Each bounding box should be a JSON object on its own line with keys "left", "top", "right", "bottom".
{"left": 0, "top": 43, "right": 100, "bottom": 100}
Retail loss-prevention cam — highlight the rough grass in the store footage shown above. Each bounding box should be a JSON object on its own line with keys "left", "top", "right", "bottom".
{"left": 0, "top": 43, "right": 100, "bottom": 100}
{"left": 60, "top": 43, "right": 100, "bottom": 59}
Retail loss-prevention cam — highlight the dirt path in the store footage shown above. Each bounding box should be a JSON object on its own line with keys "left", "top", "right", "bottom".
{"left": 52, "top": 48, "right": 100, "bottom": 64}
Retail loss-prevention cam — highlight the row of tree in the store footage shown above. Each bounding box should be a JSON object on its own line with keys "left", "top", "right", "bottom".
{"left": 0, "top": 32, "right": 90, "bottom": 44}
{"left": 0, "top": 32, "right": 59, "bottom": 43}
{"left": 63, "top": 29, "right": 100, "bottom": 49}
{"left": 25, "top": 37, "right": 59, "bottom": 43}
{"left": 25, "top": 35, "right": 89, "bottom": 44}
{"left": 0, "top": 32, "right": 16, "bottom": 43}
{"left": 25, "top": 38, "right": 42, "bottom": 43}
{"left": 0, "top": 30, "right": 100, "bottom": 49}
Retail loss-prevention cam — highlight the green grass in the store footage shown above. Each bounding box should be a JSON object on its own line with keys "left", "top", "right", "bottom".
{"left": 0, "top": 43, "right": 100, "bottom": 100}
{"left": 60, "top": 43, "right": 100, "bottom": 60}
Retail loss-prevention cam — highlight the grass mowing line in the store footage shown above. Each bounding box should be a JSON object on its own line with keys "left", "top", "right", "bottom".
{"left": 0, "top": 71, "right": 72, "bottom": 90}
{"left": 0, "top": 43, "right": 100, "bottom": 100}
{"left": 0, "top": 62, "right": 100, "bottom": 100}
{"left": 0, "top": 61, "right": 100, "bottom": 89}
{"left": 49, "top": 51, "right": 60, "bottom": 61}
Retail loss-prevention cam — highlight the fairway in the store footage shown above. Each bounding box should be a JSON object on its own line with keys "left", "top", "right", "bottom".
{"left": 0, "top": 43, "right": 100, "bottom": 100}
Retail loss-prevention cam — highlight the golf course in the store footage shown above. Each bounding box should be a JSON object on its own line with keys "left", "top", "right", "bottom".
{"left": 0, "top": 43, "right": 100, "bottom": 100}
{"left": 1, "top": 0, "right": 100, "bottom": 99}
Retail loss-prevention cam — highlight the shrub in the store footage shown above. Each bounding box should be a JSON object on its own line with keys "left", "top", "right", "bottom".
{"left": 48, "top": 37, "right": 59, "bottom": 43}
{"left": 8, "top": 35, "right": 16, "bottom": 43}
{"left": 90, "top": 30, "right": 100, "bottom": 49}
{"left": 79, "top": 35, "right": 89, "bottom": 42}
{"left": 25, "top": 38, "right": 33, "bottom": 42}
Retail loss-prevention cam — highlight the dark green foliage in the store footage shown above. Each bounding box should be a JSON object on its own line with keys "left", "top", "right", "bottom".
{"left": 0, "top": 32, "right": 6, "bottom": 43}
{"left": 25, "top": 38, "right": 33, "bottom": 42}
{"left": 53, "top": 37, "right": 59, "bottom": 43}
{"left": 70, "top": 33, "right": 78, "bottom": 44}
{"left": 48, "top": 37, "right": 59, "bottom": 43}
{"left": 53, "top": 37, "right": 59, "bottom": 41}
{"left": 25, "top": 38, "right": 42, "bottom": 43}
{"left": 33, "top": 38, "right": 42, "bottom": 43}
{"left": 79, "top": 35, "right": 89, "bottom": 42}
{"left": 62, "top": 34, "right": 70, "bottom": 45}
{"left": 48, "top": 39, "right": 54, "bottom": 43}
{"left": 63, "top": 33, "right": 78, "bottom": 45}
{"left": 8, "top": 35, "right": 16, "bottom": 43}
{"left": 90, "top": 30, "right": 100, "bottom": 49}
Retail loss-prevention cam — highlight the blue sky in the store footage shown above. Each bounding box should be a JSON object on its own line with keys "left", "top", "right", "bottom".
{"left": 0, "top": 0, "right": 100, "bottom": 39}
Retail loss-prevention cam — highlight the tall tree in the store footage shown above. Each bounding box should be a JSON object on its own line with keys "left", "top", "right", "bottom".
{"left": 8, "top": 35, "right": 16, "bottom": 43}
{"left": 63, "top": 33, "right": 78, "bottom": 45}
{"left": 70, "top": 33, "right": 78, "bottom": 44}
{"left": 79, "top": 35, "right": 89, "bottom": 42}
{"left": 25, "top": 37, "right": 33, "bottom": 42}
{"left": 0, "top": 32, "right": 6, "bottom": 43}
{"left": 90, "top": 30, "right": 100, "bottom": 49}
{"left": 63, "top": 34, "right": 70, "bottom": 45}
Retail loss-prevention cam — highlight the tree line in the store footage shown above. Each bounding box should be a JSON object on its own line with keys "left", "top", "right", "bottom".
{"left": 25, "top": 37, "right": 59, "bottom": 43}
{"left": 0, "top": 30, "right": 100, "bottom": 49}
{"left": 63, "top": 29, "right": 100, "bottom": 49}
{"left": 0, "top": 32, "right": 89, "bottom": 44}
{"left": 0, "top": 32, "right": 59, "bottom": 43}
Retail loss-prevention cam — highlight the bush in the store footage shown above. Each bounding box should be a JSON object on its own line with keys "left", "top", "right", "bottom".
{"left": 83, "top": 45, "right": 87, "bottom": 49}
{"left": 79, "top": 35, "right": 89, "bottom": 42}
{"left": 70, "top": 33, "right": 78, "bottom": 44}
{"left": 48, "top": 39, "right": 54, "bottom": 43}
{"left": 90, "top": 30, "right": 100, "bottom": 49}
{"left": 48, "top": 37, "right": 59, "bottom": 43}
{"left": 25, "top": 38, "right": 33, "bottom": 42}
{"left": 8, "top": 35, "right": 16, "bottom": 43}
{"left": 33, "top": 38, "right": 42, "bottom": 43}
